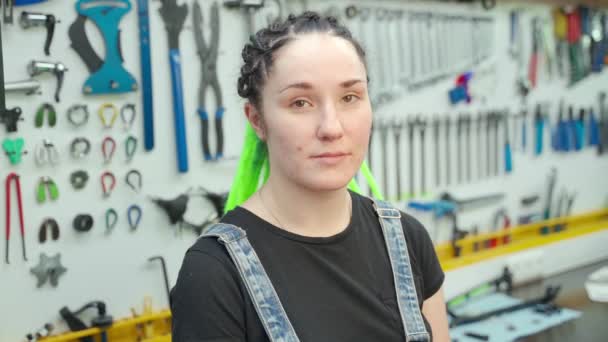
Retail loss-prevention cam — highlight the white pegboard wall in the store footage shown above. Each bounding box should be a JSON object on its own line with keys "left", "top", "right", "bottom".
{"left": 0, "top": 0, "right": 607, "bottom": 341}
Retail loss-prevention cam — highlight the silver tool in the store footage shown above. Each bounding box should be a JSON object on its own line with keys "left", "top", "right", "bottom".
{"left": 27, "top": 61, "right": 67, "bottom": 102}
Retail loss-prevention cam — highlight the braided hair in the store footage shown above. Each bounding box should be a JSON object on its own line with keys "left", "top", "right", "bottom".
{"left": 225, "top": 11, "right": 380, "bottom": 214}
{"left": 236, "top": 11, "right": 368, "bottom": 109}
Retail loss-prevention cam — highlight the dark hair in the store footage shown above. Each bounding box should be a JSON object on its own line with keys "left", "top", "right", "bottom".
{"left": 237, "top": 11, "right": 367, "bottom": 109}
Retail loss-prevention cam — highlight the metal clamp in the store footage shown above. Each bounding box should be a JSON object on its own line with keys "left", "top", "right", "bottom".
{"left": 70, "top": 170, "right": 89, "bottom": 190}
{"left": 70, "top": 137, "right": 91, "bottom": 159}
{"left": 125, "top": 169, "right": 142, "bottom": 193}
{"left": 34, "top": 139, "right": 60, "bottom": 166}
{"left": 67, "top": 104, "right": 89, "bottom": 127}
{"left": 35, "top": 103, "right": 57, "bottom": 128}
{"left": 98, "top": 103, "right": 118, "bottom": 128}
{"left": 121, "top": 103, "right": 136, "bottom": 130}
{"left": 100, "top": 171, "right": 116, "bottom": 198}
{"left": 73, "top": 214, "right": 94, "bottom": 232}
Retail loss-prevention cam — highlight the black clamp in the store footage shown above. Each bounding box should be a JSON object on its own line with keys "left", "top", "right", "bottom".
{"left": 73, "top": 214, "right": 94, "bottom": 232}
{"left": 70, "top": 137, "right": 91, "bottom": 159}
{"left": 39, "top": 218, "right": 60, "bottom": 243}
{"left": 70, "top": 170, "right": 89, "bottom": 190}
{"left": 67, "top": 104, "right": 89, "bottom": 127}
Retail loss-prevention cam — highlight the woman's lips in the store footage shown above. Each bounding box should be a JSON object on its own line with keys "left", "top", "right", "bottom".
{"left": 311, "top": 152, "right": 351, "bottom": 164}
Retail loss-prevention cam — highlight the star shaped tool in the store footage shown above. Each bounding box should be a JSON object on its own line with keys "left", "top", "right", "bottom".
{"left": 30, "top": 253, "right": 67, "bottom": 287}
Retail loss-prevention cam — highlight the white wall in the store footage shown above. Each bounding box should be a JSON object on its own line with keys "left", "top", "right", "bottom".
{"left": 0, "top": 0, "right": 607, "bottom": 341}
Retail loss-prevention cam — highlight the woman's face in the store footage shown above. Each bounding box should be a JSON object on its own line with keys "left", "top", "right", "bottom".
{"left": 257, "top": 33, "right": 372, "bottom": 192}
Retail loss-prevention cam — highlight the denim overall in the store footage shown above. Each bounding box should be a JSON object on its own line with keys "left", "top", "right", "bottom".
{"left": 201, "top": 200, "right": 430, "bottom": 342}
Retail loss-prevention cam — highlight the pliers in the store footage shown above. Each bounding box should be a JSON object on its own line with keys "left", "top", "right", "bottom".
{"left": 193, "top": 0, "right": 225, "bottom": 161}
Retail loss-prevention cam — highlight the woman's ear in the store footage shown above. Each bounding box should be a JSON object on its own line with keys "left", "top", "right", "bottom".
{"left": 244, "top": 102, "right": 266, "bottom": 141}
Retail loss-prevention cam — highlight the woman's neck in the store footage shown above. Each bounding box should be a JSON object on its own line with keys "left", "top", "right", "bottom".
{"left": 259, "top": 176, "right": 352, "bottom": 238}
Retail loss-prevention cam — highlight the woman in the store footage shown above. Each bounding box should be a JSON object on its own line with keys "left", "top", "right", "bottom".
{"left": 171, "top": 11, "right": 449, "bottom": 342}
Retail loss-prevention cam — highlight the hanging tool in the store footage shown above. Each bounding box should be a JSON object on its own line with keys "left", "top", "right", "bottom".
{"left": 3, "top": 137, "right": 27, "bottom": 165}
{"left": 485, "top": 112, "right": 493, "bottom": 177}
{"left": 528, "top": 17, "right": 542, "bottom": 89}
{"left": 120, "top": 103, "right": 136, "bottom": 130}
{"left": 69, "top": 0, "right": 138, "bottom": 94}
{"left": 540, "top": 168, "right": 557, "bottom": 235}
{"left": 30, "top": 253, "right": 67, "bottom": 287}
{"left": 194, "top": 0, "right": 225, "bottom": 161}
{"left": 566, "top": 7, "right": 585, "bottom": 85}
{"left": 445, "top": 115, "right": 451, "bottom": 185}
{"left": 102, "top": 136, "right": 116, "bottom": 164}
{"left": 34, "top": 103, "right": 56, "bottom": 128}
{"left": 464, "top": 114, "right": 472, "bottom": 182}
{"left": 128, "top": 205, "right": 143, "bottom": 230}
{"left": 589, "top": 107, "right": 600, "bottom": 147}
{"left": 34, "top": 139, "right": 59, "bottom": 166}
{"left": 105, "top": 208, "right": 118, "bottom": 232}
{"left": 19, "top": 11, "right": 58, "bottom": 56}
{"left": 125, "top": 135, "right": 138, "bottom": 162}
{"left": 159, "top": 0, "right": 189, "bottom": 173}
{"left": 27, "top": 61, "right": 67, "bottom": 102}
{"left": 4, "top": 78, "right": 40, "bottom": 95}
{"left": 407, "top": 118, "right": 416, "bottom": 198}
{"left": 5, "top": 173, "right": 27, "bottom": 264}
{"left": 59, "top": 301, "right": 113, "bottom": 342}
{"left": 493, "top": 111, "right": 501, "bottom": 176}
{"left": 148, "top": 256, "right": 171, "bottom": 306}
{"left": 575, "top": 108, "right": 585, "bottom": 151}
{"left": 125, "top": 169, "right": 142, "bottom": 193}
{"left": 70, "top": 137, "right": 91, "bottom": 159}
{"left": 223, "top": 0, "right": 265, "bottom": 36}
{"left": 150, "top": 187, "right": 227, "bottom": 235}
{"left": 432, "top": 117, "right": 441, "bottom": 187}
{"left": 38, "top": 218, "right": 59, "bottom": 243}
{"left": 598, "top": 92, "right": 607, "bottom": 155}
{"left": 534, "top": 104, "right": 545, "bottom": 156}
{"left": 503, "top": 112, "right": 513, "bottom": 173}
{"left": 73, "top": 214, "right": 94, "bottom": 232}
{"left": 136, "top": 0, "right": 155, "bottom": 151}
{"left": 0, "top": 23, "right": 23, "bottom": 133}
{"left": 67, "top": 104, "right": 89, "bottom": 127}
{"left": 101, "top": 171, "right": 116, "bottom": 198}
{"left": 36, "top": 177, "right": 59, "bottom": 203}
{"left": 392, "top": 118, "right": 403, "bottom": 200}
{"left": 590, "top": 9, "right": 605, "bottom": 73}
{"left": 379, "top": 120, "right": 389, "bottom": 197}
{"left": 70, "top": 170, "right": 89, "bottom": 190}
{"left": 98, "top": 103, "right": 118, "bottom": 128}
{"left": 553, "top": 190, "right": 576, "bottom": 232}
{"left": 417, "top": 116, "right": 428, "bottom": 196}
{"left": 456, "top": 115, "right": 465, "bottom": 184}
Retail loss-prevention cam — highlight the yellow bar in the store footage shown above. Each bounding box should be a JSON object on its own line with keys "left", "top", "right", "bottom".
{"left": 437, "top": 208, "right": 608, "bottom": 271}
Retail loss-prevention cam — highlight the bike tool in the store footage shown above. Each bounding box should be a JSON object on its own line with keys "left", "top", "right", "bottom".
{"left": 102, "top": 136, "right": 116, "bottom": 164}
{"left": 19, "top": 11, "right": 59, "bottom": 56}
{"left": 503, "top": 111, "right": 513, "bottom": 173}
{"left": 35, "top": 103, "right": 56, "bottom": 128}
{"left": 125, "top": 135, "right": 138, "bottom": 162}
{"left": 432, "top": 116, "right": 441, "bottom": 187}
{"left": 159, "top": 0, "right": 189, "bottom": 173}
{"left": 34, "top": 139, "right": 59, "bottom": 166}
{"left": 5, "top": 172, "right": 27, "bottom": 264}
{"left": 98, "top": 103, "right": 118, "bottom": 128}
{"left": 125, "top": 169, "right": 143, "bottom": 193}
{"left": 27, "top": 61, "right": 67, "bottom": 102}
{"left": 101, "top": 171, "right": 116, "bottom": 198}
{"left": 70, "top": 0, "right": 138, "bottom": 94}
{"left": 407, "top": 117, "right": 416, "bottom": 199}
{"left": 0, "top": 22, "right": 23, "bottom": 132}
{"left": 121, "top": 103, "right": 136, "bottom": 130}
{"left": 3, "top": 137, "right": 27, "bottom": 165}
{"left": 444, "top": 115, "right": 451, "bottom": 185}
{"left": 392, "top": 118, "right": 404, "bottom": 201}
{"left": 136, "top": 0, "right": 155, "bottom": 151}
{"left": 416, "top": 116, "right": 428, "bottom": 196}
{"left": 194, "top": 0, "right": 225, "bottom": 161}
{"left": 378, "top": 119, "right": 389, "bottom": 198}
{"left": 105, "top": 208, "right": 118, "bottom": 232}
{"left": 128, "top": 205, "right": 143, "bottom": 230}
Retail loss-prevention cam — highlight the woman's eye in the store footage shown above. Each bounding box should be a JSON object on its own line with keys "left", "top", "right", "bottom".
{"left": 343, "top": 94, "right": 358, "bottom": 103}
{"left": 292, "top": 100, "right": 309, "bottom": 108}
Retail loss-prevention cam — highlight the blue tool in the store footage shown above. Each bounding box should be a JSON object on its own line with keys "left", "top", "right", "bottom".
{"left": 534, "top": 104, "right": 544, "bottom": 156}
{"left": 588, "top": 107, "right": 599, "bottom": 146}
{"left": 194, "top": 0, "right": 225, "bottom": 161}
{"left": 503, "top": 113, "right": 512, "bottom": 173}
{"left": 127, "top": 204, "right": 142, "bottom": 230}
{"left": 69, "top": 0, "right": 138, "bottom": 95}
{"left": 567, "top": 106, "right": 578, "bottom": 151}
{"left": 159, "top": 0, "right": 189, "bottom": 173}
{"left": 137, "top": 0, "right": 155, "bottom": 151}
{"left": 15, "top": 0, "right": 49, "bottom": 5}
{"left": 575, "top": 108, "right": 585, "bottom": 150}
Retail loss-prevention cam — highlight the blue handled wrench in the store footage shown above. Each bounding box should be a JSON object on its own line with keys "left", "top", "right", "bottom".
{"left": 159, "top": 0, "right": 189, "bottom": 173}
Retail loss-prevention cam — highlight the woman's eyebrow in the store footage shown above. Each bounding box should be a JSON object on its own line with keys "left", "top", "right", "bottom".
{"left": 279, "top": 82, "right": 313, "bottom": 93}
{"left": 340, "top": 79, "right": 364, "bottom": 88}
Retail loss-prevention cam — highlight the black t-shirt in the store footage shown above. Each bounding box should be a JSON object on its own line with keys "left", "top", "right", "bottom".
{"left": 171, "top": 191, "right": 445, "bottom": 342}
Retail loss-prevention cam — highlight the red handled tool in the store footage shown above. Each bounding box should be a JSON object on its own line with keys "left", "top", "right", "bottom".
{"left": 5, "top": 172, "right": 27, "bottom": 264}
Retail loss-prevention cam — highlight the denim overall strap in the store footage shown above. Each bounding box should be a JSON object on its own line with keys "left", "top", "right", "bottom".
{"left": 372, "top": 200, "right": 430, "bottom": 342}
{"left": 201, "top": 223, "right": 300, "bottom": 342}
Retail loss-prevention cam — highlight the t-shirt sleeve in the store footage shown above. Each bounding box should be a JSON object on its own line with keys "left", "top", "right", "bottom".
{"left": 170, "top": 246, "right": 246, "bottom": 342}
{"left": 401, "top": 214, "right": 445, "bottom": 301}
